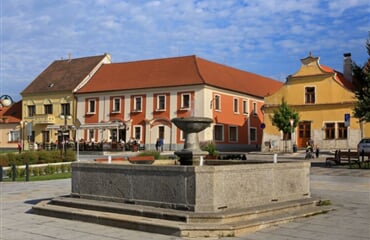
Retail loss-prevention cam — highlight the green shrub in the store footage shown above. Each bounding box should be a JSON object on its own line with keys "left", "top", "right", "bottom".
{"left": 6, "top": 153, "right": 17, "bottom": 165}
{"left": 37, "top": 151, "right": 50, "bottom": 164}
{"left": 64, "top": 150, "right": 76, "bottom": 162}
{"left": 31, "top": 167, "right": 40, "bottom": 176}
{"left": 22, "top": 151, "right": 39, "bottom": 164}
{"left": 17, "top": 167, "right": 25, "bottom": 178}
{"left": 138, "top": 150, "right": 161, "bottom": 160}
{"left": 0, "top": 155, "right": 9, "bottom": 166}
{"left": 60, "top": 164, "right": 67, "bottom": 173}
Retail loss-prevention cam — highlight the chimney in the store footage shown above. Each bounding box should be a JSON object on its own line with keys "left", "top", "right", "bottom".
{"left": 343, "top": 53, "right": 352, "bottom": 83}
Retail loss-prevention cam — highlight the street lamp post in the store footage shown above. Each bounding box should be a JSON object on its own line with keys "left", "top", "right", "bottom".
{"left": 290, "top": 119, "right": 294, "bottom": 152}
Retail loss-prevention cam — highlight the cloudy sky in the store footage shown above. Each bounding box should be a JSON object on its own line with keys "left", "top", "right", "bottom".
{"left": 1, "top": 0, "right": 369, "bottom": 101}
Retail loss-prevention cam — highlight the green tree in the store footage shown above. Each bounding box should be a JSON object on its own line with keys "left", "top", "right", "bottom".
{"left": 353, "top": 37, "right": 370, "bottom": 122}
{"left": 270, "top": 98, "right": 300, "bottom": 140}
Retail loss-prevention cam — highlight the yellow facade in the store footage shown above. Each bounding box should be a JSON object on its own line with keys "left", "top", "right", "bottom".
{"left": 262, "top": 55, "right": 370, "bottom": 151}
{"left": 21, "top": 92, "right": 74, "bottom": 150}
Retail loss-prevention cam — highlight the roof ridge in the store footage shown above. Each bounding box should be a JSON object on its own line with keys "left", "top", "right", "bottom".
{"left": 111, "top": 55, "right": 197, "bottom": 65}
{"left": 193, "top": 55, "right": 207, "bottom": 84}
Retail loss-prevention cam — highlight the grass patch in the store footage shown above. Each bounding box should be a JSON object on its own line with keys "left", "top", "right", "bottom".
{"left": 3, "top": 172, "right": 71, "bottom": 182}
{"left": 317, "top": 199, "right": 332, "bottom": 206}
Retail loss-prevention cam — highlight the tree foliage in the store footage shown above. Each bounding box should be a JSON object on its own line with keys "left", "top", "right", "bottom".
{"left": 353, "top": 38, "right": 370, "bottom": 122}
{"left": 270, "top": 98, "right": 300, "bottom": 140}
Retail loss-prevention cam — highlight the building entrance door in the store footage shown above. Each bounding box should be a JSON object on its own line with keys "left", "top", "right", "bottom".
{"left": 298, "top": 121, "right": 311, "bottom": 148}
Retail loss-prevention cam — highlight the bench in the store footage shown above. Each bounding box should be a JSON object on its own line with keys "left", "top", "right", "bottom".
{"left": 326, "top": 150, "right": 369, "bottom": 168}
{"left": 128, "top": 156, "right": 155, "bottom": 164}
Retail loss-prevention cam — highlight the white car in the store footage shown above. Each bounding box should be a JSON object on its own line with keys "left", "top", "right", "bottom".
{"left": 357, "top": 138, "right": 370, "bottom": 154}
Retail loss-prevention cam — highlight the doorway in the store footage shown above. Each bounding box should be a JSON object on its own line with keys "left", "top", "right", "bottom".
{"left": 298, "top": 121, "right": 311, "bottom": 148}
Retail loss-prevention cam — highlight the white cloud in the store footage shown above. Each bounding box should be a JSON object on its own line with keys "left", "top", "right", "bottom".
{"left": 1, "top": 0, "right": 368, "bottom": 100}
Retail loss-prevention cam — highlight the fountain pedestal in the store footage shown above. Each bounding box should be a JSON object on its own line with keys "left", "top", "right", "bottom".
{"left": 171, "top": 117, "right": 213, "bottom": 165}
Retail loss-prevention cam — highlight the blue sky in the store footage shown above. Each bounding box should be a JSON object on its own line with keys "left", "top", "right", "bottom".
{"left": 1, "top": 0, "right": 369, "bottom": 101}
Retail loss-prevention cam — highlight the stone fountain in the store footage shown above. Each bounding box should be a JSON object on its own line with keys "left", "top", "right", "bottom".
{"left": 32, "top": 116, "right": 329, "bottom": 238}
{"left": 171, "top": 116, "right": 213, "bottom": 165}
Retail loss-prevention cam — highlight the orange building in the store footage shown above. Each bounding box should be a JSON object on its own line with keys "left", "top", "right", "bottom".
{"left": 75, "top": 55, "right": 282, "bottom": 152}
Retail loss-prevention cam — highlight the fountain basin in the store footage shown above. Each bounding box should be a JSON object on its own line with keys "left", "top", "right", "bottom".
{"left": 71, "top": 161, "right": 310, "bottom": 212}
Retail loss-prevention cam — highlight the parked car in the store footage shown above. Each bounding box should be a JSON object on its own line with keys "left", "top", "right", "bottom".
{"left": 357, "top": 138, "right": 370, "bottom": 154}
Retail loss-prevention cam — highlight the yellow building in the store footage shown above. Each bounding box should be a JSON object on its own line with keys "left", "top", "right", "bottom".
{"left": 20, "top": 54, "right": 111, "bottom": 149}
{"left": 262, "top": 53, "right": 370, "bottom": 151}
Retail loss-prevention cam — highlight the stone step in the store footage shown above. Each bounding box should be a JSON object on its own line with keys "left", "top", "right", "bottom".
{"left": 32, "top": 197, "right": 332, "bottom": 238}
{"left": 48, "top": 196, "right": 322, "bottom": 224}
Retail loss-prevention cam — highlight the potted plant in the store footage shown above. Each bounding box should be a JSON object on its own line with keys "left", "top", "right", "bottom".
{"left": 203, "top": 141, "right": 218, "bottom": 159}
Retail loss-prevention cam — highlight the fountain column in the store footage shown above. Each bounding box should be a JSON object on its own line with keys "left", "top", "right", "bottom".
{"left": 171, "top": 117, "right": 213, "bottom": 165}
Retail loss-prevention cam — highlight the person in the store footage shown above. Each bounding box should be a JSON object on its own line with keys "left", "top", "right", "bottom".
{"left": 17, "top": 142, "right": 22, "bottom": 153}
{"left": 155, "top": 138, "right": 160, "bottom": 151}
{"left": 159, "top": 138, "right": 164, "bottom": 152}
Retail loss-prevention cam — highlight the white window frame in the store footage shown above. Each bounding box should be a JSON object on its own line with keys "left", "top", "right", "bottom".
{"left": 252, "top": 102, "right": 257, "bottom": 116}
{"left": 112, "top": 97, "right": 121, "bottom": 113}
{"left": 134, "top": 96, "right": 142, "bottom": 112}
{"left": 214, "top": 95, "right": 221, "bottom": 111}
{"left": 181, "top": 93, "right": 191, "bottom": 109}
{"left": 233, "top": 98, "right": 239, "bottom": 114}
{"left": 214, "top": 124, "right": 224, "bottom": 142}
{"left": 242, "top": 99, "right": 248, "bottom": 115}
{"left": 250, "top": 127, "right": 257, "bottom": 142}
{"left": 229, "top": 126, "right": 238, "bottom": 142}
{"left": 8, "top": 130, "right": 20, "bottom": 142}
{"left": 88, "top": 99, "right": 96, "bottom": 114}
{"left": 134, "top": 125, "right": 142, "bottom": 141}
{"left": 157, "top": 95, "right": 166, "bottom": 111}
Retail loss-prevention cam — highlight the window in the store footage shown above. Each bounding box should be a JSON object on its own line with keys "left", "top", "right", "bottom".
{"left": 44, "top": 104, "right": 53, "bottom": 114}
{"left": 89, "top": 129, "right": 95, "bottom": 141}
{"left": 214, "top": 95, "right": 221, "bottom": 111}
{"left": 134, "top": 96, "right": 142, "bottom": 111}
{"left": 181, "top": 93, "right": 190, "bottom": 109}
{"left": 157, "top": 95, "right": 166, "bottom": 110}
{"left": 28, "top": 105, "right": 36, "bottom": 117}
{"left": 8, "top": 130, "right": 20, "bottom": 142}
{"left": 229, "top": 126, "right": 238, "bottom": 142}
{"left": 338, "top": 122, "right": 348, "bottom": 139}
{"left": 325, "top": 123, "right": 335, "bottom": 139}
{"left": 214, "top": 125, "right": 224, "bottom": 141}
{"left": 61, "top": 103, "right": 71, "bottom": 115}
{"left": 250, "top": 128, "right": 257, "bottom": 142}
{"left": 113, "top": 98, "right": 120, "bottom": 112}
{"left": 242, "top": 100, "right": 248, "bottom": 114}
{"left": 305, "top": 87, "right": 315, "bottom": 104}
{"left": 134, "top": 126, "right": 142, "bottom": 140}
{"left": 88, "top": 100, "right": 95, "bottom": 114}
{"left": 253, "top": 102, "right": 257, "bottom": 115}
{"left": 233, "top": 98, "right": 239, "bottom": 113}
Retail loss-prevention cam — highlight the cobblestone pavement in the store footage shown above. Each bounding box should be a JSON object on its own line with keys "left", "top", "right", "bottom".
{"left": 1, "top": 152, "right": 369, "bottom": 240}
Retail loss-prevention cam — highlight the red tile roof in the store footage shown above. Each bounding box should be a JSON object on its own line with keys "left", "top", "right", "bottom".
{"left": 77, "top": 55, "right": 283, "bottom": 98}
{"left": 0, "top": 101, "right": 22, "bottom": 123}
{"left": 21, "top": 54, "right": 109, "bottom": 95}
{"left": 321, "top": 65, "right": 355, "bottom": 91}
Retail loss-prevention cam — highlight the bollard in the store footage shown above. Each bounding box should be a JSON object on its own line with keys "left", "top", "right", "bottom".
{"left": 12, "top": 164, "right": 16, "bottom": 181}
{"left": 273, "top": 154, "right": 278, "bottom": 163}
{"left": 0, "top": 166, "right": 3, "bottom": 182}
{"left": 108, "top": 155, "right": 112, "bottom": 163}
{"left": 25, "top": 162, "right": 30, "bottom": 182}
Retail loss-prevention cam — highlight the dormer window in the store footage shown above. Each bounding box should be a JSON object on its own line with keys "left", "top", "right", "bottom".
{"left": 305, "top": 87, "right": 315, "bottom": 104}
